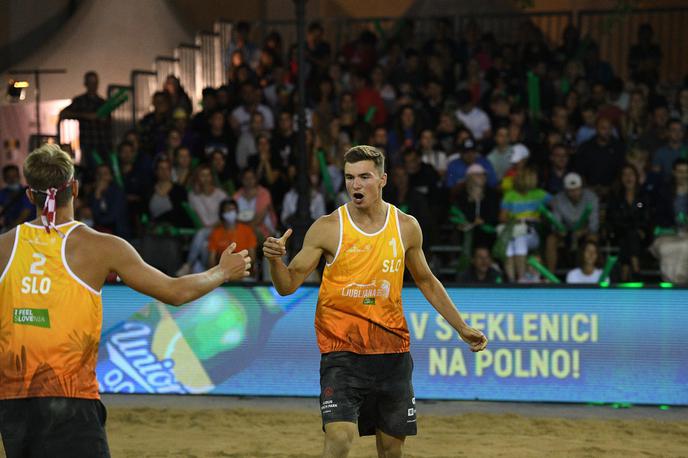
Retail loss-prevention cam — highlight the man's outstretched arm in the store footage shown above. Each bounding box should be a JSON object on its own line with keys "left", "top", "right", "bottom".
{"left": 105, "top": 235, "right": 251, "bottom": 306}
{"left": 263, "top": 219, "right": 327, "bottom": 296}
{"left": 402, "top": 215, "right": 488, "bottom": 352}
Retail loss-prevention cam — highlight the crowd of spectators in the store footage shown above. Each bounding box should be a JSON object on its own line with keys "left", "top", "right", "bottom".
{"left": 2, "top": 18, "right": 688, "bottom": 284}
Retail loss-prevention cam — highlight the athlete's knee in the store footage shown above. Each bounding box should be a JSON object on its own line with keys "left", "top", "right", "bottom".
{"left": 324, "top": 422, "right": 356, "bottom": 457}
{"left": 376, "top": 432, "right": 405, "bottom": 458}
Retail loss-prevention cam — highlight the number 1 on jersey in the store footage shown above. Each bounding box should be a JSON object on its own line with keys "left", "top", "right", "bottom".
{"left": 389, "top": 238, "right": 398, "bottom": 258}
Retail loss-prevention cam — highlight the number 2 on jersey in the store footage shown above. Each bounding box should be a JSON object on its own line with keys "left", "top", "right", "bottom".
{"left": 21, "top": 253, "right": 52, "bottom": 294}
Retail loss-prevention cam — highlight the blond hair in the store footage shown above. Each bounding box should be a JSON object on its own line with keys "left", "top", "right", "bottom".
{"left": 23, "top": 144, "right": 74, "bottom": 207}
{"left": 343, "top": 145, "right": 385, "bottom": 175}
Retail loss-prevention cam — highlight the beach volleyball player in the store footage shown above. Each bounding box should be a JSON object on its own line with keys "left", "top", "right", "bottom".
{"left": 0, "top": 144, "right": 251, "bottom": 457}
{"left": 263, "top": 145, "right": 488, "bottom": 458}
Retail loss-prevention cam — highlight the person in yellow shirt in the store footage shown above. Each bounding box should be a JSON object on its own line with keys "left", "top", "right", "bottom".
{"left": 263, "top": 145, "right": 488, "bottom": 458}
{"left": 0, "top": 144, "right": 251, "bottom": 457}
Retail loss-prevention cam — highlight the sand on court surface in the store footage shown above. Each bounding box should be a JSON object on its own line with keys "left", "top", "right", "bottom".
{"left": 3, "top": 401, "right": 687, "bottom": 458}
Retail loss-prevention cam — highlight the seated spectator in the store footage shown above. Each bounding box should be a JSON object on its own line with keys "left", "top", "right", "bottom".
{"left": 0, "top": 165, "right": 34, "bottom": 232}
{"left": 208, "top": 199, "right": 257, "bottom": 275}
{"left": 487, "top": 124, "right": 513, "bottom": 181}
{"left": 541, "top": 143, "right": 572, "bottom": 194}
{"left": 651, "top": 158, "right": 688, "bottom": 283}
{"left": 545, "top": 172, "right": 599, "bottom": 272}
{"left": 455, "top": 89, "right": 491, "bottom": 140}
{"left": 457, "top": 246, "right": 502, "bottom": 284}
{"left": 402, "top": 148, "right": 441, "bottom": 203}
{"left": 620, "top": 89, "right": 648, "bottom": 144}
{"left": 436, "top": 112, "right": 458, "bottom": 155}
{"left": 418, "top": 129, "right": 448, "bottom": 177}
{"left": 201, "top": 110, "right": 236, "bottom": 164}
{"left": 249, "top": 134, "right": 288, "bottom": 211}
{"left": 574, "top": 116, "right": 626, "bottom": 196}
{"left": 236, "top": 111, "right": 265, "bottom": 169}
{"left": 351, "top": 71, "right": 388, "bottom": 127}
{"left": 272, "top": 111, "right": 297, "bottom": 168}
{"left": 383, "top": 165, "right": 434, "bottom": 247}
{"left": 445, "top": 137, "right": 498, "bottom": 192}
{"left": 229, "top": 81, "right": 275, "bottom": 134}
{"left": 500, "top": 143, "right": 530, "bottom": 192}
{"left": 191, "top": 87, "right": 219, "bottom": 136}
{"left": 210, "top": 150, "right": 236, "bottom": 196}
{"left": 606, "top": 164, "right": 652, "bottom": 281}
{"left": 626, "top": 146, "right": 662, "bottom": 200}
{"left": 566, "top": 241, "right": 602, "bottom": 284}
{"left": 233, "top": 167, "right": 277, "bottom": 240}
{"left": 281, "top": 167, "right": 326, "bottom": 226}
{"left": 177, "top": 165, "right": 229, "bottom": 274}
{"left": 454, "top": 163, "right": 500, "bottom": 249}
{"left": 137, "top": 91, "right": 173, "bottom": 156}
{"left": 388, "top": 105, "right": 421, "bottom": 161}
{"left": 89, "top": 164, "right": 129, "bottom": 237}
{"left": 638, "top": 102, "right": 670, "bottom": 154}
{"left": 148, "top": 158, "right": 192, "bottom": 228}
{"left": 575, "top": 103, "right": 598, "bottom": 146}
{"left": 499, "top": 167, "right": 551, "bottom": 282}
{"left": 652, "top": 118, "right": 686, "bottom": 183}
{"left": 171, "top": 146, "right": 194, "bottom": 188}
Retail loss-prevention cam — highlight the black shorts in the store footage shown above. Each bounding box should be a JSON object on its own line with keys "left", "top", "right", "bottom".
{"left": 0, "top": 397, "right": 110, "bottom": 458}
{"left": 319, "top": 351, "right": 417, "bottom": 437}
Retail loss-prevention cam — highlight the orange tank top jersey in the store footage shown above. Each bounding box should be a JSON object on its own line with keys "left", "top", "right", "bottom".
{"left": 315, "top": 203, "right": 409, "bottom": 354}
{"left": 0, "top": 222, "right": 102, "bottom": 400}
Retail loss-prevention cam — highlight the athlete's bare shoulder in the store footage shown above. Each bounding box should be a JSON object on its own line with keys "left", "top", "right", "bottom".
{"left": 396, "top": 209, "right": 422, "bottom": 250}
{"left": 0, "top": 227, "right": 18, "bottom": 275}
{"left": 67, "top": 224, "right": 132, "bottom": 270}
{"left": 304, "top": 208, "right": 340, "bottom": 255}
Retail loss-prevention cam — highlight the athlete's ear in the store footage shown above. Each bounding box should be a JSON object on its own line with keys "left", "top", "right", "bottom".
{"left": 380, "top": 172, "right": 387, "bottom": 188}
{"left": 72, "top": 180, "right": 79, "bottom": 199}
{"left": 25, "top": 188, "right": 35, "bottom": 205}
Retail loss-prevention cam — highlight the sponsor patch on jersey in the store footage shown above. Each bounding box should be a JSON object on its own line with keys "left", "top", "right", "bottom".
{"left": 13, "top": 308, "right": 51, "bottom": 328}
{"left": 363, "top": 297, "right": 376, "bottom": 305}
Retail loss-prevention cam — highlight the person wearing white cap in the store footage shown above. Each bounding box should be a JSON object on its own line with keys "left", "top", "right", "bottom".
{"left": 499, "top": 143, "right": 530, "bottom": 192}
{"left": 545, "top": 172, "right": 600, "bottom": 272}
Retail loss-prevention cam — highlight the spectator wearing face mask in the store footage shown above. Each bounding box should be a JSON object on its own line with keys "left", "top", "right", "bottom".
{"left": 207, "top": 199, "right": 257, "bottom": 273}
{"left": 0, "top": 165, "right": 34, "bottom": 232}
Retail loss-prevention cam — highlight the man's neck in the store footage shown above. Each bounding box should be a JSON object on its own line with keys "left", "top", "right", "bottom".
{"left": 347, "top": 199, "right": 387, "bottom": 222}
{"left": 201, "top": 185, "right": 215, "bottom": 195}
{"left": 31, "top": 206, "right": 75, "bottom": 226}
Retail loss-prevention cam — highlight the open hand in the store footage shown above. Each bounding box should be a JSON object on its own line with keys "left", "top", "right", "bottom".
{"left": 219, "top": 242, "right": 251, "bottom": 281}
{"left": 263, "top": 228, "right": 292, "bottom": 260}
{"left": 459, "top": 326, "right": 488, "bottom": 352}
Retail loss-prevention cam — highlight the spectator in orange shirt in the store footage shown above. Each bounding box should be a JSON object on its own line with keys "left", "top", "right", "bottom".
{"left": 208, "top": 199, "right": 257, "bottom": 276}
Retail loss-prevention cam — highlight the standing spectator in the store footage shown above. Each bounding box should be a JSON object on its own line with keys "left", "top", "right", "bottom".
{"left": 117, "top": 141, "right": 153, "bottom": 234}
{"left": 233, "top": 167, "right": 277, "bottom": 240}
{"left": 163, "top": 75, "right": 192, "bottom": 115}
{"left": 628, "top": 23, "right": 662, "bottom": 87}
{"left": 137, "top": 91, "right": 173, "bottom": 156}
{"left": 89, "top": 164, "right": 129, "bottom": 237}
{"left": 487, "top": 124, "right": 513, "bottom": 181}
{"left": 59, "top": 71, "right": 111, "bottom": 171}
{"left": 499, "top": 167, "right": 551, "bottom": 282}
{"left": 544, "top": 172, "right": 600, "bottom": 272}
{"left": 652, "top": 119, "right": 686, "bottom": 182}
{"left": 566, "top": 241, "right": 603, "bottom": 284}
{"left": 454, "top": 89, "right": 491, "bottom": 140}
{"left": 457, "top": 246, "right": 502, "bottom": 284}
{"left": 574, "top": 116, "right": 626, "bottom": 195}
{"left": 0, "top": 165, "right": 34, "bottom": 232}
{"left": 388, "top": 105, "right": 421, "bottom": 162}
{"left": 148, "top": 158, "right": 191, "bottom": 228}
{"left": 177, "top": 165, "right": 229, "bottom": 274}
{"left": 208, "top": 199, "right": 257, "bottom": 273}
{"left": 541, "top": 143, "right": 573, "bottom": 194}
{"left": 191, "top": 87, "right": 219, "bottom": 136}
{"left": 226, "top": 21, "right": 259, "bottom": 70}
{"left": 402, "top": 148, "right": 441, "bottom": 203}
{"left": 606, "top": 164, "right": 652, "bottom": 281}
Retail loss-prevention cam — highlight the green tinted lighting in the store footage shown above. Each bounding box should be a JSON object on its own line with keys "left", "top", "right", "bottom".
{"left": 618, "top": 282, "right": 644, "bottom": 288}
{"left": 659, "top": 282, "right": 674, "bottom": 288}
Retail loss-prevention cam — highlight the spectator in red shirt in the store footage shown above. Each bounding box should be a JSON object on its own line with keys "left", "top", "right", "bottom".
{"left": 351, "top": 72, "right": 387, "bottom": 127}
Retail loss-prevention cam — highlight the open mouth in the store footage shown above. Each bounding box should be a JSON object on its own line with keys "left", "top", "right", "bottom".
{"left": 352, "top": 192, "right": 364, "bottom": 203}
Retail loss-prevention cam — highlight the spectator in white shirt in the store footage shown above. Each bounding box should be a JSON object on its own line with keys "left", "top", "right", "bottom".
{"left": 566, "top": 241, "right": 603, "bottom": 284}
{"left": 455, "top": 89, "right": 491, "bottom": 140}
{"left": 418, "top": 129, "right": 448, "bottom": 176}
{"left": 230, "top": 81, "right": 275, "bottom": 135}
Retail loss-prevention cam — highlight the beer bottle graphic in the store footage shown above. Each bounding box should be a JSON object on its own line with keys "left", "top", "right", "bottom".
{"left": 96, "top": 286, "right": 305, "bottom": 394}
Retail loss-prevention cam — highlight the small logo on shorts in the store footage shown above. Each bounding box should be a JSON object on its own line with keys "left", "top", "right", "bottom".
{"left": 323, "top": 386, "right": 334, "bottom": 398}
{"left": 408, "top": 408, "right": 416, "bottom": 416}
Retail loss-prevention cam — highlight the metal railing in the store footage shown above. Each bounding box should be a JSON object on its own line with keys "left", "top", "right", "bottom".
{"left": 131, "top": 70, "right": 157, "bottom": 123}
{"left": 107, "top": 84, "right": 133, "bottom": 147}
